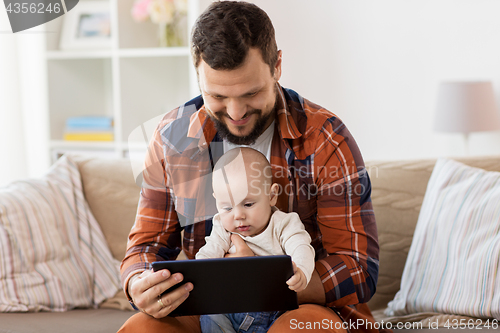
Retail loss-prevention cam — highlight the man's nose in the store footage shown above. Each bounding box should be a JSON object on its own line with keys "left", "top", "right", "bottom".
{"left": 226, "top": 99, "right": 247, "bottom": 121}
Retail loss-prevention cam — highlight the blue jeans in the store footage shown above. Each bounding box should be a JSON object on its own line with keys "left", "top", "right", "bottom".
{"left": 200, "top": 311, "right": 282, "bottom": 333}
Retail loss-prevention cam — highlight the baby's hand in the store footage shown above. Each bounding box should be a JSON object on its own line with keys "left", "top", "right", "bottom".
{"left": 286, "top": 262, "right": 307, "bottom": 292}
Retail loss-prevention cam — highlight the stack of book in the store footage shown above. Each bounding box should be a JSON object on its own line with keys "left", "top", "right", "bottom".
{"left": 64, "top": 116, "right": 114, "bottom": 141}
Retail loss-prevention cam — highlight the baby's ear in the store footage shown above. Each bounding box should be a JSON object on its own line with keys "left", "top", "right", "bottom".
{"left": 212, "top": 192, "right": 216, "bottom": 199}
{"left": 269, "top": 183, "right": 279, "bottom": 206}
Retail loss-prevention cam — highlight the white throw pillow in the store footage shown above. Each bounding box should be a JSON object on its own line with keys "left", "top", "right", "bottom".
{"left": 385, "top": 158, "right": 500, "bottom": 320}
{"left": 0, "top": 155, "right": 121, "bottom": 312}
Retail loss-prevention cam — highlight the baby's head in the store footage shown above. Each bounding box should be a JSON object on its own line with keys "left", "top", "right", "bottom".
{"left": 212, "top": 147, "right": 279, "bottom": 237}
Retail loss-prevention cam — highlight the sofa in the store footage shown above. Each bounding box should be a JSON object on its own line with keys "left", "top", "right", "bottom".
{"left": 1, "top": 154, "right": 499, "bottom": 332}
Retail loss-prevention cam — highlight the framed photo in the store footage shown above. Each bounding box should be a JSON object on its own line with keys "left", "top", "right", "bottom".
{"left": 59, "top": 1, "right": 112, "bottom": 50}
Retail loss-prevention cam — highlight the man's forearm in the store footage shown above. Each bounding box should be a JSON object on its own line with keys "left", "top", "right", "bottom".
{"left": 297, "top": 269, "right": 325, "bottom": 305}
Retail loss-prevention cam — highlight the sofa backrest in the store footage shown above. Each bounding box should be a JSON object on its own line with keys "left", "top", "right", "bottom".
{"left": 366, "top": 155, "right": 500, "bottom": 311}
{"left": 72, "top": 155, "right": 142, "bottom": 262}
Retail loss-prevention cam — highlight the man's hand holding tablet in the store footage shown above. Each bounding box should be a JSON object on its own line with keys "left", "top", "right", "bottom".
{"left": 127, "top": 268, "right": 193, "bottom": 318}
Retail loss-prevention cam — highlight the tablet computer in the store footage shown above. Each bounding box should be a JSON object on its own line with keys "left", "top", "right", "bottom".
{"left": 152, "top": 255, "right": 298, "bottom": 316}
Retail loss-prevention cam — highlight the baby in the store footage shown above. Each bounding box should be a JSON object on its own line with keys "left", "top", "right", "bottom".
{"left": 195, "top": 147, "right": 315, "bottom": 333}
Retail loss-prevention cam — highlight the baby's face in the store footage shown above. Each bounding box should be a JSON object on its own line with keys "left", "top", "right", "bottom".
{"left": 212, "top": 162, "right": 276, "bottom": 237}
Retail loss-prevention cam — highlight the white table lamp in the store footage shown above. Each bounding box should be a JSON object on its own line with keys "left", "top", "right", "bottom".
{"left": 433, "top": 81, "right": 500, "bottom": 155}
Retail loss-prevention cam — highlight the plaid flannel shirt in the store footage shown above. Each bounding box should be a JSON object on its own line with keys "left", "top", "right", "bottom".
{"left": 121, "top": 85, "right": 382, "bottom": 332}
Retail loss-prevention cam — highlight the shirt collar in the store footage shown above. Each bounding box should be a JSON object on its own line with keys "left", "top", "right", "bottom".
{"left": 274, "top": 83, "right": 302, "bottom": 140}
{"left": 187, "top": 106, "right": 216, "bottom": 151}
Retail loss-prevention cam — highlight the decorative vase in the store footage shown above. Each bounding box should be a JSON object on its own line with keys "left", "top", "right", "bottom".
{"left": 158, "top": 21, "right": 183, "bottom": 47}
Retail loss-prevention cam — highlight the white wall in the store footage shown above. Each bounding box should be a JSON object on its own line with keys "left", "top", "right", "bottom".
{"left": 0, "top": 8, "right": 27, "bottom": 186}
{"left": 0, "top": 9, "right": 50, "bottom": 186}
{"left": 200, "top": 0, "right": 500, "bottom": 161}
{"left": 3, "top": 0, "right": 500, "bottom": 186}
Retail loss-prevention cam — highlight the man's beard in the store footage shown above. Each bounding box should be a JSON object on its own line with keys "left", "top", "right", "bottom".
{"left": 212, "top": 106, "right": 275, "bottom": 145}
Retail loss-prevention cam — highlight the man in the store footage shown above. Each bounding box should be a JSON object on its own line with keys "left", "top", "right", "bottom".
{"left": 119, "top": 2, "right": 384, "bottom": 332}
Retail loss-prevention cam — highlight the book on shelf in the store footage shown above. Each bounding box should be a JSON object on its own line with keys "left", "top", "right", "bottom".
{"left": 63, "top": 132, "right": 114, "bottom": 141}
{"left": 66, "top": 116, "right": 114, "bottom": 130}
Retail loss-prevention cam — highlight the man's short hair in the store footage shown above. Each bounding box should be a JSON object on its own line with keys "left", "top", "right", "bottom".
{"left": 191, "top": 1, "right": 278, "bottom": 74}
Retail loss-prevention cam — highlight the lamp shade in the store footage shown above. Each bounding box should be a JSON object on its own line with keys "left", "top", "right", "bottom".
{"left": 433, "top": 81, "right": 500, "bottom": 133}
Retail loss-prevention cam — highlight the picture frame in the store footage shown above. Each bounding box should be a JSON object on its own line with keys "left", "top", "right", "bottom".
{"left": 59, "top": 1, "right": 112, "bottom": 50}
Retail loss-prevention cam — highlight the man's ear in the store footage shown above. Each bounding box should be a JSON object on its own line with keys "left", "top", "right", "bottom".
{"left": 273, "top": 50, "right": 283, "bottom": 82}
{"left": 269, "top": 183, "right": 280, "bottom": 206}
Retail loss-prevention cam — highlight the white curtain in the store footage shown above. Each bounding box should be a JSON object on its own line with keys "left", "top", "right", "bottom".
{"left": 0, "top": 9, "right": 50, "bottom": 187}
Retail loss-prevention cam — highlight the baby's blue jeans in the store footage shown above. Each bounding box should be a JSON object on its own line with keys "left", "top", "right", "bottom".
{"left": 200, "top": 311, "right": 283, "bottom": 333}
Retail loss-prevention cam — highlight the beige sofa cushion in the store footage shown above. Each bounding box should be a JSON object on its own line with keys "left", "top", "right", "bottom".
{"left": 366, "top": 156, "right": 500, "bottom": 312}
{"left": 72, "top": 155, "right": 142, "bottom": 262}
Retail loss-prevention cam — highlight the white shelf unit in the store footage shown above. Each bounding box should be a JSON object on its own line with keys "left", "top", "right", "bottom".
{"left": 44, "top": 0, "right": 200, "bottom": 161}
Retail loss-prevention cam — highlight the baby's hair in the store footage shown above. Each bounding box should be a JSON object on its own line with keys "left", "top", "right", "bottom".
{"left": 213, "top": 147, "right": 272, "bottom": 186}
